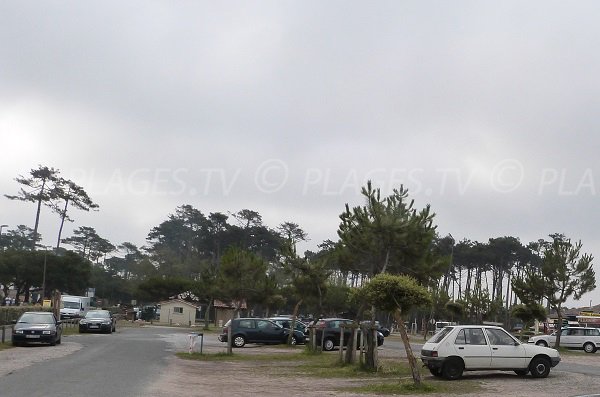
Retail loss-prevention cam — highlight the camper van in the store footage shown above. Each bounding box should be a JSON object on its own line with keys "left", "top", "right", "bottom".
{"left": 60, "top": 295, "right": 92, "bottom": 319}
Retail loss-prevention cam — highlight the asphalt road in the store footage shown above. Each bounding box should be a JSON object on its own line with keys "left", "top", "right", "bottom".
{"left": 0, "top": 325, "right": 209, "bottom": 397}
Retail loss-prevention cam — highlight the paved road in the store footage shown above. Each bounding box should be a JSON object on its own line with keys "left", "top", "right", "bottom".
{"left": 0, "top": 325, "right": 212, "bottom": 397}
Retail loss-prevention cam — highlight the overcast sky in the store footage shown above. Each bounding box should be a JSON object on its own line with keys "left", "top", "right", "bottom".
{"left": 2, "top": 1, "right": 600, "bottom": 307}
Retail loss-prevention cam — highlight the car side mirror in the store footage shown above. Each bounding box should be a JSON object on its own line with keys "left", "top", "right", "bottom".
{"left": 11, "top": 320, "right": 17, "bottom": 324}
{"left": 56, "top": 320, "right": 62, "bottom": 325}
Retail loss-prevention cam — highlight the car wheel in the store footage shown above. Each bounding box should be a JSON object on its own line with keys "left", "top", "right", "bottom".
{"left": 442, "top": 358, "right": 464, "bottom": 380}
{"left": 584, "top": 342, "right": 596, "bottom": 353}
{"left": 514, "top": 369, "right": 528, "bottom": 376}
{"left": 429, "top": 367, "right": 443, "bottom": 377}
{"left": 233, "top": 335, "right": 246, "bottom": 348}
{"left": 50, "top": 338, "right": 56, "bottom": 346}
{"left": 323, "top": 338, "right": 335, "bottom": 351}
{"left": 535, "top": 340, "right": 548, "bottom": 347}
{"left": 112, "top": 324, "right": 116, "bottom": 332}
{"left": 529, "top": 357, "right": 551, "bottom": 378}
{"left": 56, "top": 336, "right": 62, "bottom": 345}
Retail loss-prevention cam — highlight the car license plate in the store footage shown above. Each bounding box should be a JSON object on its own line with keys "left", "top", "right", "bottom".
{"left": 90, "top": 325, "right": 99, "bottom": 328}
{"left": 26, "top": 335, "right": 41, "bottom": 338}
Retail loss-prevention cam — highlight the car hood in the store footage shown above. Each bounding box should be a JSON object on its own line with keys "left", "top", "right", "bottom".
{"left": 14, "top": 323, "right": 54, "bottom": 331}
{"left": 83, "top": 317, "right": 111, "bottom": 321}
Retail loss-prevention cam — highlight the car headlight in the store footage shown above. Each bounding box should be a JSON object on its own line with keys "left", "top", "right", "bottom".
{"left": 102, "top": 321, "right": 111, "bottom": 325}
{"left": 80, "top": 320, "right": 88, "bottom": 324}
{"left": 15, "top": 330, "right": 23, "bottom": 334}
{"left": 43, "top": 330, "right": 51, "bottom": 335}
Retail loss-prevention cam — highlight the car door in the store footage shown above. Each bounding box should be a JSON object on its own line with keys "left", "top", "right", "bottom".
{"left": 238, "top": 319, "right": 259, "bottom": 342}
{"left": 485, "top": 328, "right": 527, "bottom": 369}
{"left": 565, "top": 328, "right": 585, "bottom": 348}
{"left": 256, "top": 319, "right": 284, "bottom": 342}
{"left": 453, "top": 327, "right": 491, "bottom": 369}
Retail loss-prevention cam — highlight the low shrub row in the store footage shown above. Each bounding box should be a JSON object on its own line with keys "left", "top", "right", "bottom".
{"left": 0, "top": 306, "right": 52, "bottom": 325}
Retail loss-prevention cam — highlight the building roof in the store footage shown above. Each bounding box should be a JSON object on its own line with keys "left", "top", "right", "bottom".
{"left": 159, "top": 298, "right": 200, "bottom": 309}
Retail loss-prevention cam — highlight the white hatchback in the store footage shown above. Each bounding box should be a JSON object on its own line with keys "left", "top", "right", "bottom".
{"left": 528, "top": 326, "right": 600, "bottom": 353}
{"left": 421, "top": 325, "right": 560, "bottom": 380}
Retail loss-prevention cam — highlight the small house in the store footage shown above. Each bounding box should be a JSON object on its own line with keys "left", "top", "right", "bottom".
{"left": 159, "top": 299, "right": 200, "bottom": 326}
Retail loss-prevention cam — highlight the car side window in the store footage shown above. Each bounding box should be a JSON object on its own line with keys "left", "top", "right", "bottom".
{"left": 569, "top": 329, "right": 584, "bottom": 336}
{"left": 486, "top": 328, "right": 515, "bottom": 345}
{"left": 561, "top": 329, "right": 569, "bottom": 336}
{"left": 257, "top": 320, "right": 274, "bottom": 329}
{"left": 454, "top": 329, "right": 467, "bottom": 345}
{"left": 466, "top": 328, "right": 487, "bottom": 345}
{"left": 238, "top": 320, "right": 254, "bottom": 329}
{"left": 585, "top": 329, "right": 600, "bottom": 336}
{"left": 454, "top": 328, "right": 486, "bottom": 345}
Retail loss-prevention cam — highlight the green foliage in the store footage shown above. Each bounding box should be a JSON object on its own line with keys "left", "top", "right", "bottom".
{"left": 337, "top": 181, "right": 439, "bottom": 282}
{"left": 136, "top": 277, "right": 193, "bottom": 302}
{"left": 362, "top": 273, "right": 432, "bottom": 314}
{"left": 511, "top": 303, "right": 547, "bottom": 328}
{"left": 0, "top": 306, "right": 52, "bottom": 325}
{"left": 218, "top": 247, "right": 267, "bottom": 307}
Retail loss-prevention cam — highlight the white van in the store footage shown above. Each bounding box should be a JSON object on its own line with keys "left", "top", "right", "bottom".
{"left": 60, "top": 295, "right": 92, "bottom": 319}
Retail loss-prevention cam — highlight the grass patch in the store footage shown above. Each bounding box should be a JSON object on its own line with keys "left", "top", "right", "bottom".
{"left": 177, "top": 350, "right": 309, "bottom": 362}
{"left": 0, "top": 342, "right": 13, "bottom": 351}
{"left": 349, "top": 381, "right": 440, "bottom": 395}
{"left": 62, "top": 327, "right": 80, "bottom": 336}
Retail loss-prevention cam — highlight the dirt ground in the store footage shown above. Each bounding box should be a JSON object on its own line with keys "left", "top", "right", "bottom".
{"left": 4, "top": 334, "right": 600, "bottom": 397}
{"left": 143, "top": 341, "right": 600, "bottom": 397}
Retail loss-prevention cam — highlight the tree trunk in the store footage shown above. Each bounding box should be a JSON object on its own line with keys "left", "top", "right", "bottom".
{"left": 288, "top": 299, "right": 303, "bottom": 345}
{"left": 394, "top": 309, "right": 421, "bottom": 385}
{"left": 203, "top": 298, "right": 213, "bottom": 330}
{"left": 31, "top": 179, "right": 47, "bottom": 251}
{"left": 56, "top": 196, "right": 70, "bottom": 250}
{"left": 556, "top": 307, "right": 563, "bottom": 348}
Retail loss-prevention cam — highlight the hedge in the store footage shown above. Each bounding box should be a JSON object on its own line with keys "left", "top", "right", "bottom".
{"left": 0, "top": 306, "right": 53, "bottom": 325}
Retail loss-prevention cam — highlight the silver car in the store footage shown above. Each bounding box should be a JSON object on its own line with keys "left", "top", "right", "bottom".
{"left": 528, "top": 326, "right": 600, "bottom": 353}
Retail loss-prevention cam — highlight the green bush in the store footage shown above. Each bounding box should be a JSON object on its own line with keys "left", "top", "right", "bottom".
{"left": 0, "top": 306, "right": 52, "bottom": 325}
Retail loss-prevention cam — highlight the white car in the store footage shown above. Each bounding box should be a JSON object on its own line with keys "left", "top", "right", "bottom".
{"left": 528, "top": 326, "right": 600, "bottom": 353}
{"left": 421, "top": 325, "right": 560, "bottom": 380}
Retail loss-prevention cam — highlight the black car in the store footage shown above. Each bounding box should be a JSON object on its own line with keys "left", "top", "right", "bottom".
{"left": 218, "top": 318, "right": 305, "bottom": 347}
{"left": 360, "top": 320, "right": 391, "bottom": 337}
{"left": 79, "top": 310, "right": 116, "bottom": 333}
{"left": 313, "top": 318, "right": 384, "bottom": 351}
{"left": 12, "top": 311, "right": 62, "bottom": 346}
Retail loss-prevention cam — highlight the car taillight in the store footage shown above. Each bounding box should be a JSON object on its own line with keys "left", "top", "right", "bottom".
{"left": 431, "top": 351, "right": 438, "bottom": 357}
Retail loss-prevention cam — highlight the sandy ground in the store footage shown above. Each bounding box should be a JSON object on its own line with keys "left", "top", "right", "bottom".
{"left": 4, "top": 333, "right": 600, "bottom": 397}
{"left": 144, "top": 341, "right": 600, "bottom": 397}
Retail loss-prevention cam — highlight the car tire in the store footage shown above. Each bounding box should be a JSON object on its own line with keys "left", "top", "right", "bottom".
{"left": 529, "top": 356, "right": 551, "bottom": 378}
{"left": 233, "top": 335, "right": 246, "bottom": 348}
{"left": 56, "top": 336, "right": 62, "bottom": 345}
{"left": 429, "top": 367, "right": 443, "bottom": 377}
{"left": 323, "top": 338, "right": 335, "bottom": 351}
{"left": 50, "top": 338, "right": 56, "bottom": 346}
{"left": 514, "top": 369, "right": 528, "bottom": 376}
{"left": 584, "top": 342, "right": 596, "bottom": 353}
{"left": 535, "top": 340, "right": 548, "bottom": 347}
{"left": 442, "top": 358, "right": 464, "bottom": 380}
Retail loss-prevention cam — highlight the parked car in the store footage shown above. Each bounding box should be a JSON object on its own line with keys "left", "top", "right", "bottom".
{"left": 12, "top": 311, "right": 62, "bottom": 346}
{"left": 528, "top": 327, "right": 600, "bottom": 353}
{"left": 79, "top": 310, "right": 117, "bottom": 334}
{"left": 360, "top": 320, "right": 390, "bottom": 337}
{"left": 218, "top": 318, "right": 306, "bottom": 347}
{"left": 314, "top": 318, "right": 384, "bottom": 351}
{"left": 421, "top": 325, "right": 561, "bottom": 380}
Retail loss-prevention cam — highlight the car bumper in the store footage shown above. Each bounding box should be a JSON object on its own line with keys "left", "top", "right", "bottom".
{"left": 420, "top": 356, "right": 446, "bottom": 370}
{"left": 551, "top": 356, "right": 561, "bottom": 367}
{"left": 12, "top": 334, "right": 56, "bottom": 343}
{"left": 218, "top": 334, "right": 227, "bottom": 342}
{"left": 79, "top": 324, "right": 112, "bottom": 332}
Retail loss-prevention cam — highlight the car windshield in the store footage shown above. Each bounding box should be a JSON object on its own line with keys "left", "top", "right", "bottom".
{"left": 18, "top": 313, "right": 55, "bottom": 324}
{"left": 63, "top": 301, "right": 80, "bottom": 309}
{"left": 86, "top": 311, "right": 110, "bottom": 318}
{"left": 428, "top": 327, "right": 453, "bottom": 343}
